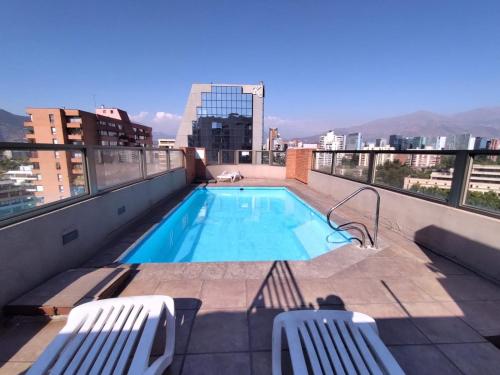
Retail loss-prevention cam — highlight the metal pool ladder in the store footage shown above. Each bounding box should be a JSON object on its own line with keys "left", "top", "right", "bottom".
{"left": 326, "top": 187, "right": 380, "bottom": 248}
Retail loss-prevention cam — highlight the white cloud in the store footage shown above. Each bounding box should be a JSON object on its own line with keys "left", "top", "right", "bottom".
{"left": 129, "top": 111, "right": 182, "bottom": 134}
{"left": 130, "top": 111, "right": 149, "bottom": 122}
{"left": 265, "top": 115, "right": 288, "bottom": 126}
{"left": 153, "top": 112, "right": 182, "bottom": 124}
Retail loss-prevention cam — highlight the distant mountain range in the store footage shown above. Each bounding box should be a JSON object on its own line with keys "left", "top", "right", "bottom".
{"left": 2, "top": 106, "right": 500, "bottom": 144}
{"left": 298, "top": 106, "right": 500, "bottom": 143}
{"left": 0, "top": 109, "right": 28, "bottom": 142}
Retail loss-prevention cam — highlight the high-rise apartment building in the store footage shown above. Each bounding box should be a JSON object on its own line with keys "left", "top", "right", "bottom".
{"left": 318, "top": 131, "right": 345, "bottom": 167}
{"left": 474, "top": 137, "right": 489, "bottom": 150}
{"left": 408, "top": 147, "right": 440, "bottom": 168}
{"left": 176, "top": 83, "right": 265, "bottom": 162}
{"left": 411, "top": 136, "right": 426, "bottom": 149}
{"left": 267, "top": 128, "right": 280, "bottom": 150}
{"left": 345, "top": 133, "right": 362, "bottom": 150}
{"left": 427, "top": 136, "right": 447, "bottom": 150}
{"left": 358, "top": 145, "right": 395, "bottom": 167}
{"left": 445, "top": 134, "right": 475, "bottom": 150}
{"left": 24, "top": 107, "right": 152, "bottom": 205}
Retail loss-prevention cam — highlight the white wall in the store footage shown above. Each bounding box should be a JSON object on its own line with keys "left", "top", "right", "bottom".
{"left": 206, "top": 164, "right": 286, "bottom": 180}
{"left": 0, "top": 169, "right": 187, "bottom": 308}
{"left": 308, "top": 171, "right": 500, "bottom": 282}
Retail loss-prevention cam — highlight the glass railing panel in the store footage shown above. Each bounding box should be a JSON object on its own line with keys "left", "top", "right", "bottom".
{"left": 206, "top": 150, "right": 219, "bottom": 165}
{"left": 238, "top": 150, "right": 252, "bottom": 164}
{"left": 463, "top": 153, "right": 500, "bottom": 214}
{"left": 255, "top": 151, "right": 270, "bottom": 165}
{"left": 0, "top": 147, "right": 87, "bottom": 220}
{"left": 313, "top": 152, "right": 333, "bottom": 173}
{"left": 169, "top": 150, "right": 184, "bottom": 169}
{"left": 271, "top": 151, "right": 286, "bottom": 166}
{"left": 145, "top": 149, "right": 168, "bottom": 176}
{"left": 220, "top": 150, "right": 236, "bottom": 164}
{"left": 94, "top": 148, "right": 142, "bottom": 190}
{"left": 373, "top": 153, "right": 456, "bottom": 201}
{"left": 334, "top": 152, "right": 369, "bottom": 182}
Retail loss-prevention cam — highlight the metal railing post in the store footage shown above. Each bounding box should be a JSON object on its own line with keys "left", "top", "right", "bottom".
{"left": 330, "top": 152, "right": 335, "bottom": 175}
{"left": 85, "top": 145, "right": 99, "bottom": 195}
{"left": 235, "top": 150, "right": 239, "bottom": 165}
{"left": 367, "top": 151, "right": 376, "bottom": 183}
{"left": 448, "top": 150, "right": 471, "bottom": 207}
{"left": 166, "top": 149, "right": 171, "bottom": 170}
{"left": 218, "top": 150, "right": 222, "bottom": 165}
{"left": 141, "top": 147, "right": 148, "bottom": 179}
{"left": 269, "top": 151, "right": 273, "bottom": 166}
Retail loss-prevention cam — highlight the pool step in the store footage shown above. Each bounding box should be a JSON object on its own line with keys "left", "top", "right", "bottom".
{"left": 4, "top": 267, "right": 132, "bottom": 316}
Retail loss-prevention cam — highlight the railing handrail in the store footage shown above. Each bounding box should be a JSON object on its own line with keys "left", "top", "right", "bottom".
{"left": 313, "top": 149, "right": 500, "bottom": 155}
{"left": 327, "top": 187, "right": 380, "bottom": 248}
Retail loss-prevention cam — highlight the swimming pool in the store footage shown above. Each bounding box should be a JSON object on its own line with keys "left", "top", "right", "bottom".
{"left": 121, "top": 187, "right": 351, "bottom": 263}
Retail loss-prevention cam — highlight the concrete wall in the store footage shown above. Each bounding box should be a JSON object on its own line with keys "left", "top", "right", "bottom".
{"left": 0, "top": 169, "right": 187, "bottom": 308}
{"left": 309, "top": 170, "right": 500, "bottom": 282}
{"left": 205, "top": 164, "right": 286, "bottom": 180}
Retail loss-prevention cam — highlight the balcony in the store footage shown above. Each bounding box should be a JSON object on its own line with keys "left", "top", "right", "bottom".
{"left": 66, "top": 122, "right": 81, "bottom": 129}
{"left": 0, "top": 144, "right": 500, "bottom": 374}
{"left": 67, "top": 133, "right": 82, "bottom": 141}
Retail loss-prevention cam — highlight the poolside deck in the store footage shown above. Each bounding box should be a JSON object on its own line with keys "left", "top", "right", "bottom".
{"left": 2, "top": 179, "right": 500, "bottom": 374}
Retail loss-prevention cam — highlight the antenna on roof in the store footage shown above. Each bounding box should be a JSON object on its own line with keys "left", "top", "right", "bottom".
{"left": 92, "top": 94, "right": 97, "bottom": 108}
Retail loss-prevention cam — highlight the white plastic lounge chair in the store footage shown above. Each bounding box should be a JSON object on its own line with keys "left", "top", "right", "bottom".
{"left": 230, "top": 170, "right": 242, "bottom": 182}
{"left": 27, "top": 295, "right": 175, "bottom": 375}
{"left": 216, "top": 170, "right": 233, "bottom": 182}
{"left": 272, "top": 310, "right": 405, "bottom": 375}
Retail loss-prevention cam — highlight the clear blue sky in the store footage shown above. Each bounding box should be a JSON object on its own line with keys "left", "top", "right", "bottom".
{"left": 1, "top": 0, "right": 499, "bottom": 136}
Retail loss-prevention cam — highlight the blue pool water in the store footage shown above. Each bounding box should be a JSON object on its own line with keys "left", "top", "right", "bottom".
{"left": 121, "top": 187, "right": 351, "bottom": 263}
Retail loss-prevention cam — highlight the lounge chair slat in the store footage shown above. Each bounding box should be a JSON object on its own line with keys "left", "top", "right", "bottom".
{"left": 114, "top": 305, "right": 150, "bottom": 374}
{"left": 128, "top": 301, "right": 166, "bottom": 374}
{"left": 50, "top": 308, "right": 103, "bottom": 375}
{"left": 314, "top": 317, "right": 345, "bottom": 375}
{"left": 325, "top": 319, "right": 357, "bottom": 375}
{"left": 347, "top": 322, "right": 383, "bottom": 375}
{"left": 89, "top": 304, "right": 133, "bottom": 375}
{"left": 297, "top": 322, "right": 323, "bottom": 375}
{"left": 336, "top": 320, "right": 370, "bottom": 375}
{"left": 78, "top": 304, "right": 124, "bottom": 374}
{"left": 100, "top": 303, "right": 143, "bottom": 374}
{"left": 63, "top": 305, "right": 114, "bottom": 374}
{"left": 305, "top": 320, "right": 334, "bottom": 375}
{"left": 284, "top": 324, "right": 309, "bottom": 375}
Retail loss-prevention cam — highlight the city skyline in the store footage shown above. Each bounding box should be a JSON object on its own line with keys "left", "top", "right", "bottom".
{"left": 2, "top": 1, "right": 500, "bottom": 136}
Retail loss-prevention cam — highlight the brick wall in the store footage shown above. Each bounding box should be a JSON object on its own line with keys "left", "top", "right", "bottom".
{"left": 286, "top": 148, "right": 313, "bottom": 183}
{"left": 181, "top": 147, "right": 197, "bottom": 183}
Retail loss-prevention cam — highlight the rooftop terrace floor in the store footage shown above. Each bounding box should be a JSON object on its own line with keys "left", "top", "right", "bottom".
{"left": 2, "top": 179, "right": 500, "bottom": 374}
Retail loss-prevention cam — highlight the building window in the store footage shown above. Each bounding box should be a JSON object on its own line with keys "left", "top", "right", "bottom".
{"left": 55, "top": 162, "right": 61, "bottom": 170}
{"left": 49, "top": 114, "right": 55, "bottom": 123}
{"left": 110, "top": 110, "right": 114, "bottom": 114}
{"left": 57, "top": 174, "right": 62, "bottom": 182}
{"left": 58, "top": 185, "right": 64, "bottom": 193}
{"left": 52, "top": 139, "right": 58, "bottom": 144}
{"left": 54, "top": 151, "right": 60, "bottom": 158}
{"left": 51, "top": 126, "right": 56, "bottom": 134}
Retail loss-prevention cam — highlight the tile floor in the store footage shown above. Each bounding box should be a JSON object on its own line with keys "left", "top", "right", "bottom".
{"left": 1, "top": 179, "right": 500, "bottom": 374}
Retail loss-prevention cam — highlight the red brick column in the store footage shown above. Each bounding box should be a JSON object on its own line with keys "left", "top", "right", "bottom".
{"left": 181, "top": 147, "right": 196, "bottom": 183}
{"left": 286, "top": 148, "right": 313, "bottom": 183}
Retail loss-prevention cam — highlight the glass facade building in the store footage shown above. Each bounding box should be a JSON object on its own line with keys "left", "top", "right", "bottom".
{"left": 189, "top": 85, "right": 253, "bottom": 152}
{"left": 176, "top": 83, "right": 265, "bottom": 161}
